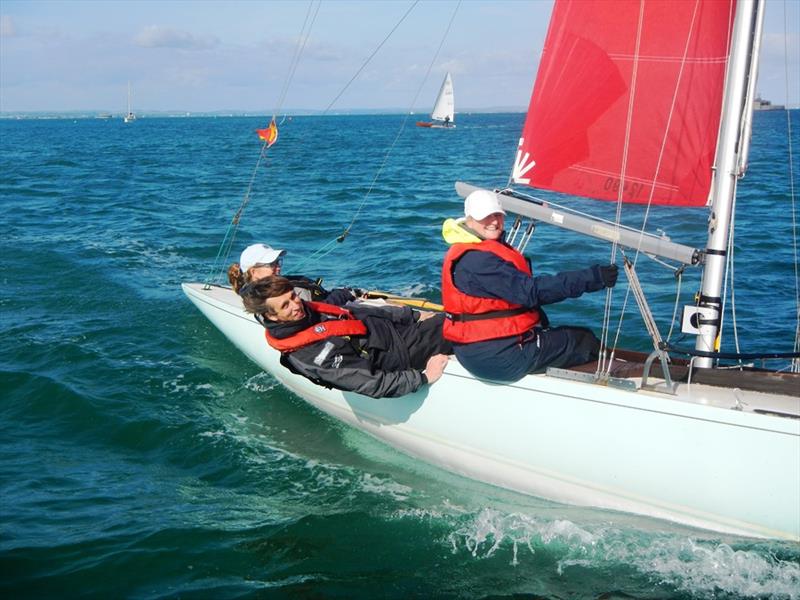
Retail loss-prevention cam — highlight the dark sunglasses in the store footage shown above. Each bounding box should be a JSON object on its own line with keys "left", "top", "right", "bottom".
{"left": 252, "top": 258, "right": 283, "bottom": 269}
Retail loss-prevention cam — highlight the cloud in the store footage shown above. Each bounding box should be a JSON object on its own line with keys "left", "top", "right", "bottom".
{"left": 134, "top": 25, "right": 218, "bottom": 50}
{"left": 0, "top": 15, "right": 16, "bottom": 37}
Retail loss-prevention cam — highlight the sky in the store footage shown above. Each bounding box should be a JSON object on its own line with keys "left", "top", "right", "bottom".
{"left": 1, "top": 0, "right": 798, "bottom": 114}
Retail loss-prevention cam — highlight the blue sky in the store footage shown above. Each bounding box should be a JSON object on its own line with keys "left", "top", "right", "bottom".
{"left": 1, "top": 0, "right": 798, "bottom": 114}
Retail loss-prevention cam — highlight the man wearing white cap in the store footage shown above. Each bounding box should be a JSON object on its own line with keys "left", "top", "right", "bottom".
{"left": 228, "top": 243, "right": 355, "bottom": 305}
{"left": 441, "top": 189, "right": 618, "bottom": 383}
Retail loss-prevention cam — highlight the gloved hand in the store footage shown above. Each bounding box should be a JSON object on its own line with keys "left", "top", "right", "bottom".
{"left": 326, "top": 288, "right": 356, "bottom": 305}
{"left": 597, "top": 264, "right": 619, "bottom": 288}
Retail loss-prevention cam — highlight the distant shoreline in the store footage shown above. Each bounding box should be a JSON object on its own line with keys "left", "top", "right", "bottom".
{"left": 0, "top": 108, "right": 530, "bottom": 120}
{"left": 3, "top": 106, "right": 798, "bottom": 121}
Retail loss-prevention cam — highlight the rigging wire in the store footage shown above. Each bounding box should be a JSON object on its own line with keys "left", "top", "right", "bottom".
{"left": 597, "top": 0, "right": 647, "bottom": 374}
{"left": 598, "top": 0, "right": 702, "bottom": 376}
{"left": 783, "top": 0, "right": 800, "bottom": 372}
{"left": 320, "top": 1, "right": 419, "bottom": 116}
{"left": 719, "top": 182, "right": 742, "bottom": 366}
{"left": 276, "top": 1, "right": 322, "bottom": 118}
{"left": 293, "top": 0, "right": 463, "bottom": 271}
{"left": 204, "top": 1, "right": 321, "bottom": 286}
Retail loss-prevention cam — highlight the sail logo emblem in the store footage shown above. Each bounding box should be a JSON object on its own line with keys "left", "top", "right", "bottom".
{"left": 314, "top": 325, "right": 327, "bottom": 333}
{"left": 512, "top": 137, "right": 536, "bottom": 184}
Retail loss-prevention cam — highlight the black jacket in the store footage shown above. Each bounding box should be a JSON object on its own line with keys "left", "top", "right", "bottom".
{"left": 265, "top": 302, "right": 443, "bottom": 398}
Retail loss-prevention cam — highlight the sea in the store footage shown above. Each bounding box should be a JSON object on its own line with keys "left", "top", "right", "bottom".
{"left": 1, "top": 111, "right": 798, "bottom": 599}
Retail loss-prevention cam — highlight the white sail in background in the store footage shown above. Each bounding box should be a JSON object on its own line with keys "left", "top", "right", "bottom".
{"left": 124, "top": 82, "right": 136, "bottom": 123}
{"left": 430, "top": 72, "right": 454, "bottom": 124}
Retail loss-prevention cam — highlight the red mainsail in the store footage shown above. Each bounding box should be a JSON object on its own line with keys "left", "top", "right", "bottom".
{"left": 514, "top": 0, "right": 735, "bottom": 207}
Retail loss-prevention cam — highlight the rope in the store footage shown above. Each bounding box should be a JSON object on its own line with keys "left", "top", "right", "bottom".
{"left": 275, "top": 1, "right": 322, "bottom": 118}
{"left": 204, "top": 1, "right": 321, "bottom": 286}
{"left": 598, "top": 0, "right": 647, "bottom": 370}
{"left": 204, "top": 140, "right": 272, "bottom": 286}
{"left": 320, "top": 1, "right": 420, "bottom": 116}
{"left": 287, "top": 0, "right": 429, "bottom": 275}
{"left": 336, "top": 0, "right": 462, "bottom": 243}
{"left": 292, "top": 0, "right": 462, "bottom": 274}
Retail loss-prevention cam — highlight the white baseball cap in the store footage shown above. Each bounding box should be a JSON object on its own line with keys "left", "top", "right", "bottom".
{"left": 464, "top": 189, "right": 506, "bottom": 220}
{"left": 240, "top": 243, "right": 286, "bottom": 272}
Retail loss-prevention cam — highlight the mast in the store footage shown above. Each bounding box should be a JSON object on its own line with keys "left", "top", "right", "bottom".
{"left": 695, "top": 0, "right": 764, "bottom": 367}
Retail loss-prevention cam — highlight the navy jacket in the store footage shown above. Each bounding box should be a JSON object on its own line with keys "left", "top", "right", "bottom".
{"left": 451, "top": 249, "right": 606, "bottom": 381}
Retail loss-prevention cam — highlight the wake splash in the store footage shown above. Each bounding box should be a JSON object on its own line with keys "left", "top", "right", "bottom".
{"left": 444, "top": 508, "right": 800, "bottom": 599}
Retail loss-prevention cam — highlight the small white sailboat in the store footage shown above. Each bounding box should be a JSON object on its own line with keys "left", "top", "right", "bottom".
{"left": 123, "top": 82, "right": 136, "bottom": 123}
{"left": 416, "top": 72, "right": 455, "bottom": 128}
{"left": 184, "top": 0, "right": 799, "bottom": 541}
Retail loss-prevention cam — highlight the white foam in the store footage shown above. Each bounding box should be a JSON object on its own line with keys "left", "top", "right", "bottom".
{"left": 444, "top": 507, "right": 799, "bottom": 597}
{"left": 634, "top": 538, "right": 800, "bottom": 598}
{"left": 358, "top": 473, "right": 412, "bottom": 501}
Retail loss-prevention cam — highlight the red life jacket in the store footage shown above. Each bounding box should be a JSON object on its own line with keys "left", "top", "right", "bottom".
{"left": 263, "top": 301, "right": 367, "bottom": 353}
{"left": 441, "top": 240, "right": 540, "bottom": 343}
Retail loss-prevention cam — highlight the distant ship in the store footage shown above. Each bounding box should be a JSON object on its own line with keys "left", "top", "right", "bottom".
{"left": 753, "top": 95, "right": 785, "bottom": 111}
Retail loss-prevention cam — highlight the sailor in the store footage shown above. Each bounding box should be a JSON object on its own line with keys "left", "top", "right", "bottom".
{"left": 441, "top": 189, "right": 618, "bottom": 383}
{"left": 241, "top": 276, "right": 452, "bottom": 398}
{"left": 228, "top": 243, "right": 356, "bottom": 305}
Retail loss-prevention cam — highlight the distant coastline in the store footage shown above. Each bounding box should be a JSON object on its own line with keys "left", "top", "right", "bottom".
{"left": 0, "top": 107, "right": 528, "bottom": 120}
{"left": 4, "top": 105, "right": 798, "bottom": 121}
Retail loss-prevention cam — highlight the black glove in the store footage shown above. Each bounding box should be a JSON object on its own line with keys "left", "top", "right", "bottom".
{"left": 597, "top": 264, "right": 619, "bottom": 288}
{"left": 325, "top": 288, "right": 356, "bottom": 306}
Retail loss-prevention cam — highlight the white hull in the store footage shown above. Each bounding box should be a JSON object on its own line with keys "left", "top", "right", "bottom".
{"left": 183, "top": 282, "right": 800, "bottom": 541}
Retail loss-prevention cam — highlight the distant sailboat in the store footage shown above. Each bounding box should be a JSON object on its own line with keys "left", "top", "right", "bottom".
{"left": 416, "top": 72, "right": 455, "bottom": 128}
{"left": 123, "top": 82, "right": 136, "bottom": 123}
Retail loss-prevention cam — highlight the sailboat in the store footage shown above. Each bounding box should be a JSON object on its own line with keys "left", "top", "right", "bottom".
{"left": 123, "top": 82, "right": 136, "bottom": 123}
{"left": 183, "top": 0, "right": 799, "bottom": 541}
{"left": 416, "top": 72, "right": 455, "bottom": 128}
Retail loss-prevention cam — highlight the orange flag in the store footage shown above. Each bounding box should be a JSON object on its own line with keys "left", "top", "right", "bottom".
{"left": 256, "top": 118, "right": 278, "bottom": 147}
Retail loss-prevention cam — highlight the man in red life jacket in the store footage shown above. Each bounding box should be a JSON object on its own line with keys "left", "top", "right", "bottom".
{"left": 441, "top": 189, "right": 618, "bottom": 382}
{"left": 241, "top": 277, "right": 451, "bottom": 398}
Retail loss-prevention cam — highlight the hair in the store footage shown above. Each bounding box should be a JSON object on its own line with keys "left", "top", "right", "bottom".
{"left": 227, "top": 263, "right": 247, "bottom": 293}
{"left": 240, "top": 276, "right": 295, "bottom": 316}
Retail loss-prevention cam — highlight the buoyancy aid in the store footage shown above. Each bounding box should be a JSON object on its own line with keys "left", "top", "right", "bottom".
{"left": 264, "top": 301, "right": 367, "bottom": 352}
{"left": 442, "top": 239, "right": 540, "bottom": 343}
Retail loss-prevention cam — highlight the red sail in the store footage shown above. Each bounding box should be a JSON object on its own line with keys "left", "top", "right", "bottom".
{"left": 514, "top": 0, "right": 735, "bottom": 207}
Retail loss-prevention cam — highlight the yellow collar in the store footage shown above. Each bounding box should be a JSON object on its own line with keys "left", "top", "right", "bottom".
{"left": 442, "top": 218, "right": 482, "bottom": 245}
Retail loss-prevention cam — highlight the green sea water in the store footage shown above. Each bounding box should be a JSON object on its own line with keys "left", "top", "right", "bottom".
{"left": 1, "top": 112, "right": 798, "bottom": 599}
